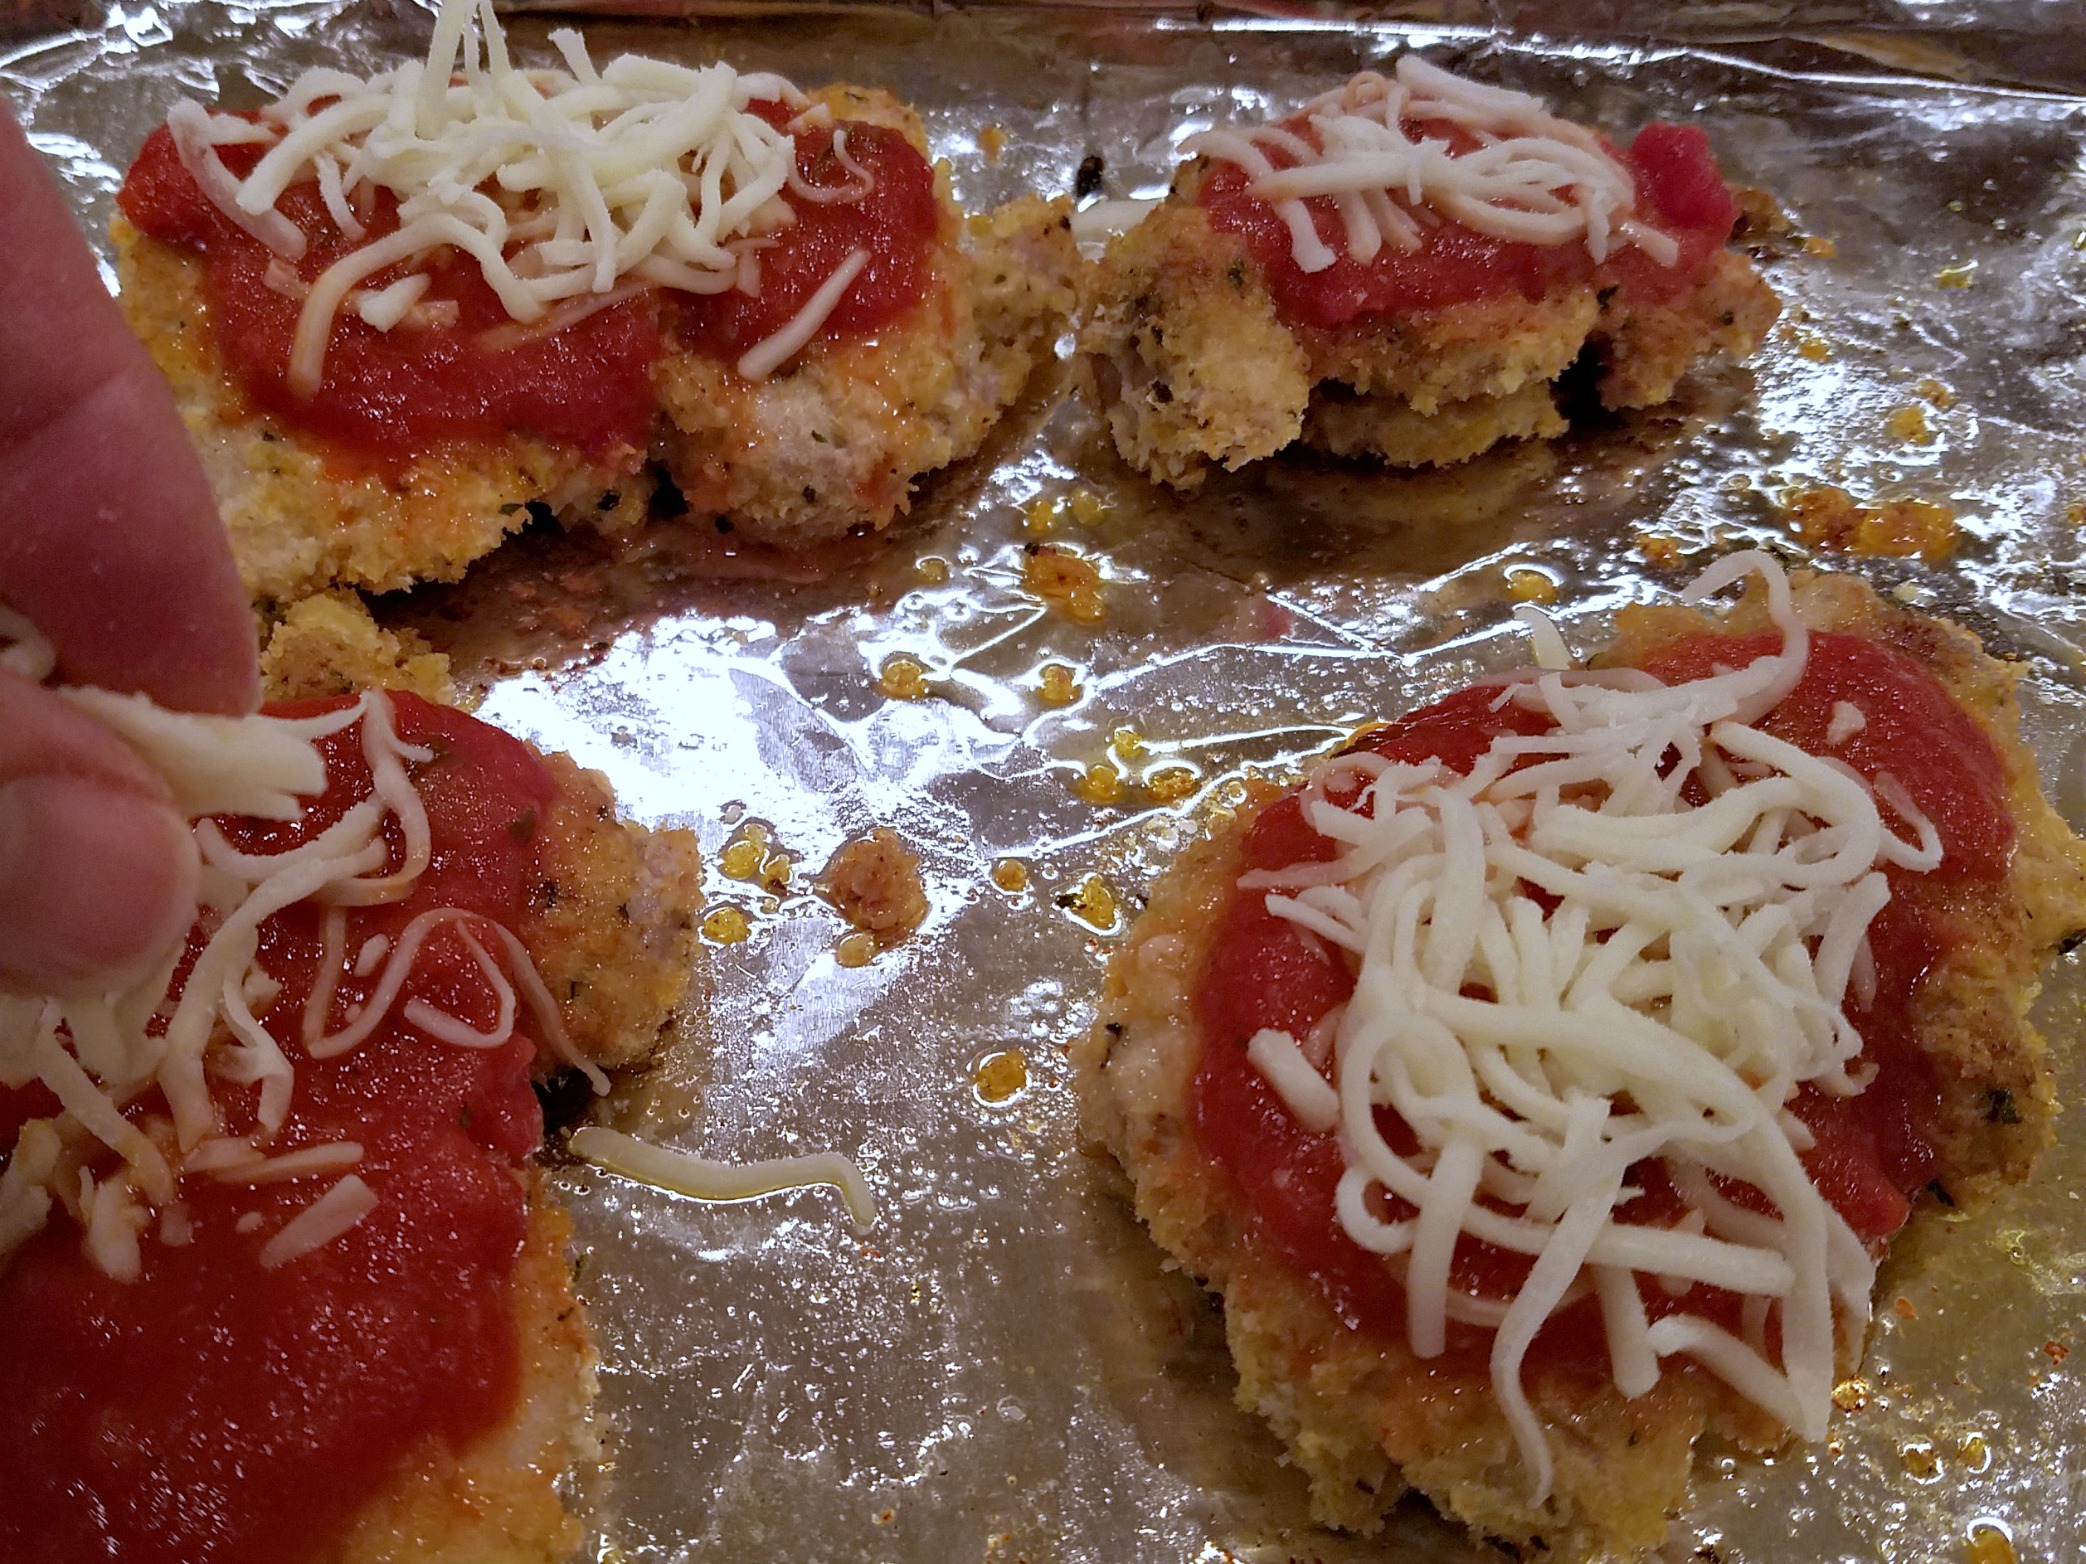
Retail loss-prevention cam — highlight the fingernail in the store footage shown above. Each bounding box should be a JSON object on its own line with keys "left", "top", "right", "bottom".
{"left": 0, "top": 777, "right": 197, "bottom": 995}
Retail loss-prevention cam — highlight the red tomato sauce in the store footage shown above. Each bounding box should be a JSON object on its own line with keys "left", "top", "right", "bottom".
{"left": 669, "top": 107, "right": 941, "bottom": 360}
{"left": 1192, "top": 632, "right": 2013, "bottom": 1374}
{"left": 0, "top": 693, "right": 558, "bottom": 1564}
{"left": 117, "top": 124, "right": 661, "bottom": 469}
{"left": 1197, "top": 118, "right": 1740, "bottom": 331}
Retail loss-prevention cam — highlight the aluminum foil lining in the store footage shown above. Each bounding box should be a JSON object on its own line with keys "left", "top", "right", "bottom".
{"left": 7, "top": 4, "right": 2086, "bottom": 1558}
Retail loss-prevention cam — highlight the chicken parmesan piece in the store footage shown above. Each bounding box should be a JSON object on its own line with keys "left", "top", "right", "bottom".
{"left": 1082, "top": 62, "right": 1779, "bottom": 489}
{"left": 110, "top": 0, "right": 1076, "bottom": 606}
{"left": 1076, "top": 558, "right": 2086, "bottom": 1558}
{"left": 0, "top": 683, "right": 703, "bottom": 1564}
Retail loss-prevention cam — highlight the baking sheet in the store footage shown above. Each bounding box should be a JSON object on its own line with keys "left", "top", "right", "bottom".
{"left": 7, "top": 4, "right": 2086, "bottom": 1558}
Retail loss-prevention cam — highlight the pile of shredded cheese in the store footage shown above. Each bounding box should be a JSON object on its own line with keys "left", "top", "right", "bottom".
{"left": 1242, "top": 552, "right": 1937, "bottom": 1497}
{"left": 1185, "top": 59, "right": 1680, "bottom": 276}
{"left": 0, "top": 616, "right": 594, "bottom": 1281}
{"left": 166, "top": 0, "right": 876, "bottom": 388}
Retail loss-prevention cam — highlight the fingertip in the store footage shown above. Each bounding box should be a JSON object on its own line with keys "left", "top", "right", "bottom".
{"left": 0, "top": 776, "right": 197, "bottom": 995}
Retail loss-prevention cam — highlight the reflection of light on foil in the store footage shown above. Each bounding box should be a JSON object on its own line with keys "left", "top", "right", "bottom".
{"left": 18, "top": 3, "right": 2086, "bottom": 1558}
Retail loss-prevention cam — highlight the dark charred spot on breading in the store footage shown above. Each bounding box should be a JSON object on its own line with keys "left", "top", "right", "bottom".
{"left": 1982, "top": 1087, "right": 2022, "bottom": 1125}
{"left": 1075, "top": 153, "right": 1106, "bottom": 200}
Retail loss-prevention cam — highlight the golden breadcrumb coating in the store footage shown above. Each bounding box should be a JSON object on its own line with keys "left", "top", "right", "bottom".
{"left": 1075, "top": 573, "right": 2086, "bottom": 1560}
{"left": 327, "top": 1189, "right": 592, "bottom": 1564}
{"left": 817, "top": 827, "right": 929, "bottom": 945}
{"left": 259, "top": 591, "right": 456, "bottom": 704}
{"left": 1303, "top": 380, "right": 1567, "bottom": 468}
{"left": 525, "top": 753, "right": 705, "bottom": 1072}
{"left": 112, "top": 218, "right": 648, "bottom": 612}
{"left": 1081, "top": 161, "right": 1779, "bottom": 490}
{"left": 1080, "top": 201, "right": 1311, "bottom": 491}
{"left": 654, "top": 88, "right": 1078, "bottom": 549}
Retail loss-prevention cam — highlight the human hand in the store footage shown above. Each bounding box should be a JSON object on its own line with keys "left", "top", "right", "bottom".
{"left": 0, "top": 99, "right": 256, "bottom": 995}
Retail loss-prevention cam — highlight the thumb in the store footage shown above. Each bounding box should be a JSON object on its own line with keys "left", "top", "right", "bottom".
{"left": 0, "top": 671, "right": 197, "bottom": 996}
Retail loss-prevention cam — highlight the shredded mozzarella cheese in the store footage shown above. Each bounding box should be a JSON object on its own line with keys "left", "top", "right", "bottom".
{"left": 570, "top": 1125, "right": 877, "bottom": 1232}
{"left": 1184, "top": 59, "right": 1681, "bottom": 277}
{"left": 0, "top": 651, "right": 606, "bottom": 1280}
{"left": 1243, "top": 551, "right": 1931, "bottom": 1498}
{"left": 258, "top": 1174, "right": 378, "bottom": 1268}
{"left": 162, "top": 0, "right": 875, "bottom": 394}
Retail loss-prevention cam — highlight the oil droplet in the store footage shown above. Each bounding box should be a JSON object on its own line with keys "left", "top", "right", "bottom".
{"left": 1803, "top": 234, "right": 1837, "bottom": 258}
{"left": 1917, "top": 377, "right": 1956, "bottom": 408}
{"left": 1886, "top": 404, "right": 1935, "bottom": 444}
{"left": 1144, "top": 764, "right": 1200, "bottom": 805}
{"left": 1636, "top": 533, "right": 1685, "bottom": 569}
{"left": 990, "top": 858, "right": 1030, "bottom": 894}
{"left": 1964, "top": 1522, "right": 2016, "bottom": 1564}
{"left": 1067, "top": 488, "right": 1114, "bottom": 527}
{"left": 1795, "top": 333, "right": 1831, "bottom": 362}
{"left": 1831, "top": 1377, "right": 1869, "bottom": 1413}
{"left": 1935, "top": 261, "right": 1977, "bottom": 288}
{"left": 1073, "top": 762, "right": 1123, "bottom": 807}
{"left": 978, "top": 123, "right": 1006, "bottom": 162}
{"left": 878, "top": 654, "right": 930, "bottom": 700}
{"left": 1036, "top": 662, "right": 1083, "bottom": 707}
{"left": 1109, "top": 727, "right": 1147, "bottom": 761}
{"left": 973, "top": 1048, "right": 1029, "bottom": 1103}
{"left": 1504, "top": 567, "right": 1558, "bottom": 605}
{"left": 1957, "top": 1431, "right": 1991, "bottom": 1473}
{"left": 1022, "top": 495, "right": 1063, "bottom": 536}
{"left": 701, "top": 906, "right": 751, "bottom": 944}
{"left": 1023, "top": 545, "right": 1107, "bottom": 623}
{"left": 759, "top": 852, "right": 792, "bottom": 891}
{"left": 915, "top": 555, "right": 950, "bottom": 584}
{"left": 1058, "top": 874, "right": 1119, "bottom": 931}
{"left": 836, "top": 932, "right": 877, "bottom": 968}
{"left": 1900, "top": 1439, "right": 1941, "bottom": 1480}
{"left": 719, "top": 825, "right": 771, "bottom": 882}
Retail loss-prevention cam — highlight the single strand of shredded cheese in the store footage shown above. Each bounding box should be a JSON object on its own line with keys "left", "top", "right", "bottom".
{"left": 258, "top": 1174, "right": 378, "bottom": 1268}
{"left": 734, "top": 246, "right": 869, "bottom": 381}
{"left": 570, "top": 1125, "right": 877, "bottom": 1231}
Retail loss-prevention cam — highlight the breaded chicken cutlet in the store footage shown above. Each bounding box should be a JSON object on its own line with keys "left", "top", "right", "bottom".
{"left": 1082, "top": 61, "right": 1779, "bottom": 488}
{"left": 111, "top": 0, "right": 1076, "bottom": 611}
{"left": 1077, "top": 558, "right": 2086, "bottom": 1559}
{"left": 0, "top": 658, "right": 704, "bottom": 1564}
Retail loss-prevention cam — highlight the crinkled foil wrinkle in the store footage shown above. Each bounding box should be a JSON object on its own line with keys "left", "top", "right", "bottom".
{"left": 8, "top": 5, "right": 2086, "bottom": 1559}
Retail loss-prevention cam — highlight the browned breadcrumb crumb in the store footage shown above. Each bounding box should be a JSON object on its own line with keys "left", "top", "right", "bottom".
{"left": 1076, "top": 571, "right": 2086, "bottom": 1561}
{"left": 1730, "top": 184, "right": 1794, "bottom": 241}
{"left": 1780, "top": 484, "right": 1959, "bottom": 561}
{"left": 259, "top": 592, "right": 455, "bottom": 704}
{"left": 818, "top": 828, "right": 929, "bottom": 945}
